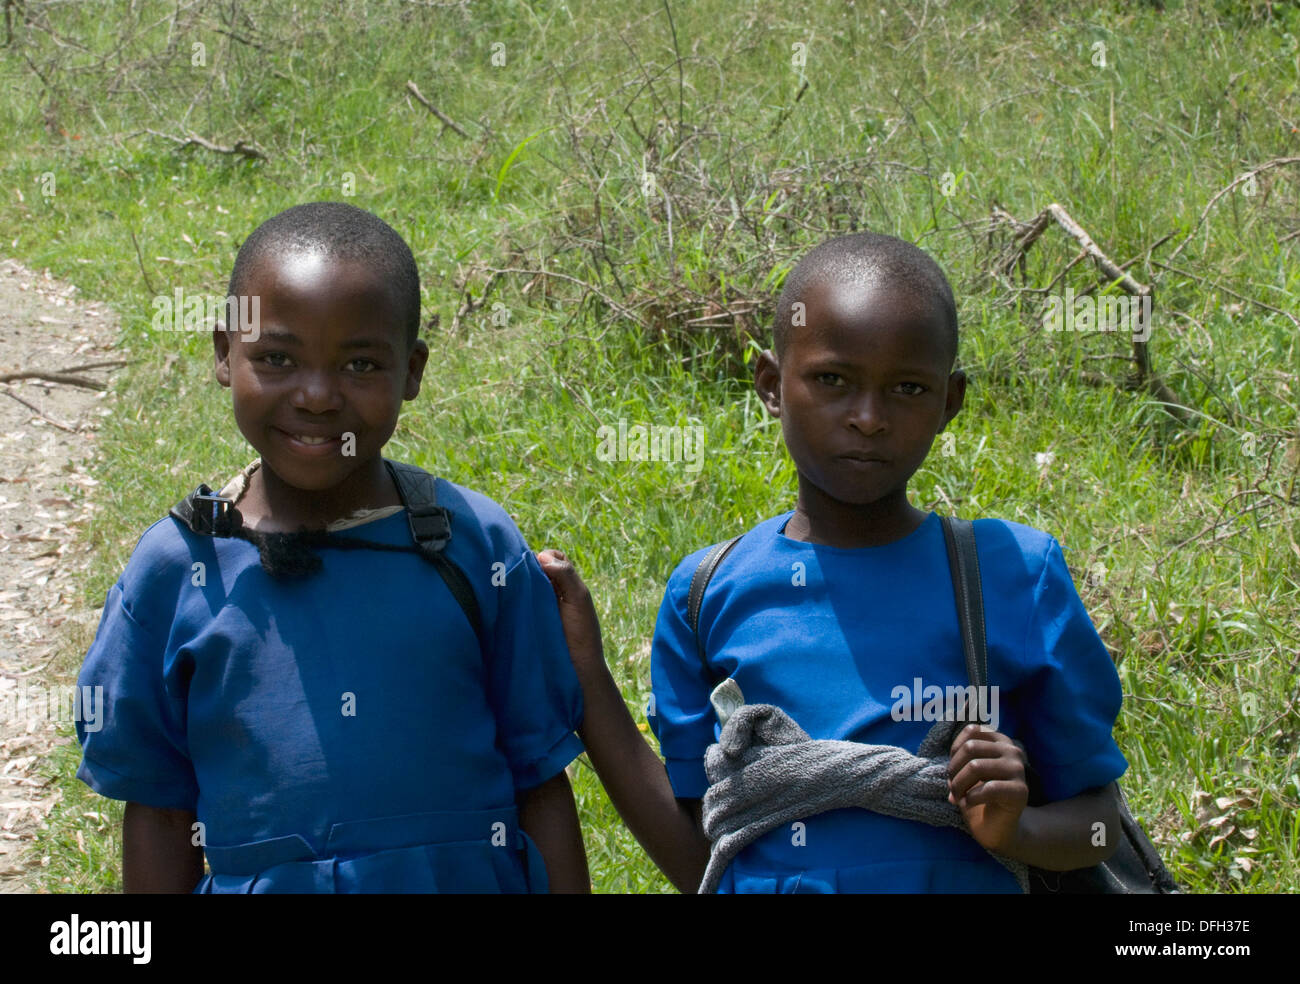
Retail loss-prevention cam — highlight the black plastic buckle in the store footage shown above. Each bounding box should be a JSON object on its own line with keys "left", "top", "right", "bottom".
{"left": 407, "top": 505, "right": 451, "bottom": 549}
{"left": 191, "top": 486, "right": 243, "bottom": 537}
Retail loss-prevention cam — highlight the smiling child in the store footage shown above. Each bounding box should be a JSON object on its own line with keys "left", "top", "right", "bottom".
{"left": 76, "top": 202, "right": 589, "bottom": 893}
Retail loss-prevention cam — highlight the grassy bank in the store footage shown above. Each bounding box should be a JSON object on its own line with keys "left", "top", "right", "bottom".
{"left": 2, "top": 0, "right": 1297, "bottom": 892}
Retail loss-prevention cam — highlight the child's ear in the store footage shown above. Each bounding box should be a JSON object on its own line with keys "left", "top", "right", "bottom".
{"left": 940, "top": 369, "right": 967, "bottom": 430}
{"left": 403, "top": 339, "right": 430, "bottom": 401}
{"left": 214, "top": 328, "right": 232, "bottom": 387}
{"left": 754, "top": 349, "right": 782, "bottom": 417}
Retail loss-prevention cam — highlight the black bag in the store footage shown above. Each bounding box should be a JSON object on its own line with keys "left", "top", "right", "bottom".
{"left": 170, "top": 458, "right": 484, "bottom": 645}
{"left": 685, "top": 518, "right": 1180, "bottom": 894}
{"left": 939, "top": 515, "right": 1179, "bottom": 893}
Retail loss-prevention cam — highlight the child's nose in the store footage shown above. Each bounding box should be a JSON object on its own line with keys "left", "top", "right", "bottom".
{"left": 846, "top": 390, "right": 888, "bottom": 434}
{"left": 291, "top": 369, "right": 345, "bottom": 412}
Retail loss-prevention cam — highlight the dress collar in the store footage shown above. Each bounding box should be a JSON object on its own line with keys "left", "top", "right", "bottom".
{"left": 217, "top": 459, "right": 405, "bottom": 532}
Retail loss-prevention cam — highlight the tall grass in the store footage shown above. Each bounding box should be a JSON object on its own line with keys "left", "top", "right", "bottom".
{"left": 2, "top": 0, "right": 1296, "bottom": 893}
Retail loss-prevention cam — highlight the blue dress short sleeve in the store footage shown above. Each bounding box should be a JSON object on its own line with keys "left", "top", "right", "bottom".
{"left": 1008, "top": 535, "right": 1128, "bottom": 802}
{"left": 72, "top": 475, "right": 583, "bottom": 893}
{"left": 484, "top": 547, "right": 585, "bottom": 791}
{"left": 648, "top": 551, "right": 716, "bottom": 799}
{"left": 76, "top": 560, "right": 199, "bottom": 811}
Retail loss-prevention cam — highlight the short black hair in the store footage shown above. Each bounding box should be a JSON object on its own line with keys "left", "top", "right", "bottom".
{"left": 227, "top": 202, "right": 421, "bottom": 351}
{"left": 774, "top": 232, "right": 958, "bottom": 366}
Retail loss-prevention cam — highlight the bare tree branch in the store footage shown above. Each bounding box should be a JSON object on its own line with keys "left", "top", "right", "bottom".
{"left": 1167, "top": 156, "right": 1300, "bottom": 263}
{"left": 145, "top": 128, "right": 268, "bottom": 161}
{"left": 404, "top": 80, "right": 469, "bottom": 138}
{"left": 989, "top": 203, "right": 1192, "bottom": 422}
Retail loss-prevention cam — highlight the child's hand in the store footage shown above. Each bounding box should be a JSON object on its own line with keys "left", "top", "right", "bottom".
{"left": 946, "top": 723, "right": 1030, "bottom": 854}
{"left": 536, "top": 549, "right": 606, "bottom": 678}
{"left": 537, "top": 548, "right": 711, "bottom": 893}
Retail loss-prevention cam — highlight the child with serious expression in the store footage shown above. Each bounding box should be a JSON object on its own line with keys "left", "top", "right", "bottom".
{"left": 540, "top": 233, "right": 1127, "bottom": 893}
{"left": 753, "top": 276, "right": 966, "bottom": 548}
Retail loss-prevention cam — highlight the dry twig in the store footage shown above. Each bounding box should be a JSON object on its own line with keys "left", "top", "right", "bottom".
{"left": 449, "top": 269, "right": 504, "bottom": 333}
{"left": 404, "top": 80, "right": 470, "bottom": 138}
{"left": 0, "top": 389, "right": 79, "bottom": 432}
{"left": 990, "top": 202, "right": 1191, "bottom": 422}
{"left": 126, "top": 223, "right": 157, "bottom": 296}
{"left": 485, "top": 266, "right": 651, "bottom": 332}
{"left": 0, "top": 371, "right": 105, "bottom": 390}
{"left": 145, "top": 128, "right": 268, "bottom": 161}
{"left": 1167, "top": 157, "right": 1300, "bottom": 264}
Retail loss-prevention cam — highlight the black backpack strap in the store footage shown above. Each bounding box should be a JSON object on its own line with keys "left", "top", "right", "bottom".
{"left": 170, "top": 463, "right": 484, "bottom": 646}
{"left": 170, "top": 484, "right": 243, "bottom": 537}
{"left": 686, "top": 535, "right": 743, "bottom": 679}
{"left": 384, "top": 459, "right": 484, "bottom": 646}
{"left": 940, "top": 515, "right": 987, "bottom": 692}
{"left": 941, "top": 514, "right": 1179, "bottom": 893}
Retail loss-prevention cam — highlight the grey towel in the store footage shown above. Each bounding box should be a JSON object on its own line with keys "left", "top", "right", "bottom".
{"left": 699, "top": 703, "right": 1029, "bottom": 894}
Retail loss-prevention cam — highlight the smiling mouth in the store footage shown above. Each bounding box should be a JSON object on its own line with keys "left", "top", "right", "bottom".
{"left": 274, "top": 427, "right": 345, "bottom": 453}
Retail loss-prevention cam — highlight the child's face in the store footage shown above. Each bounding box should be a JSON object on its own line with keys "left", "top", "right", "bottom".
{"left": 756, "top": 277, "right": 964, "bottom": 511}
{"left": 214, "top": 250, "right": 428, "bottom": 495}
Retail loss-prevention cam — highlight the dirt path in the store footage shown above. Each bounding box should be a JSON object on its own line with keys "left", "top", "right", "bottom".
{"left": 0, "top": 258, "right": 122, "bottom": 892}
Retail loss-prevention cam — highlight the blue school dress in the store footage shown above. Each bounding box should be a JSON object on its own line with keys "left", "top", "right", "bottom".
{"left": 75, "top": 470, "right": 584, "bottom": 893}
{"left": 650, "top": 511, "right": 1129, "bottom": 894}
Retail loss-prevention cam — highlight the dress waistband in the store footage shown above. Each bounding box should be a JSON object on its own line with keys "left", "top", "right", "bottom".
{"left": 203, "top": 807, "right": 524, "bottom": 875}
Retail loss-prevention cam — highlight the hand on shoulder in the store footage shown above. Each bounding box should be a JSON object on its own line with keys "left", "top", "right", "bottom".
{"left": 536, "top": 550, "right": 606, "bottom": 678}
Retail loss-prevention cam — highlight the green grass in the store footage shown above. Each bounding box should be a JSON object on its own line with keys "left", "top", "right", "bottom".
{"left": 2, "top": 0, "right": 1297, "bottom": 893}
